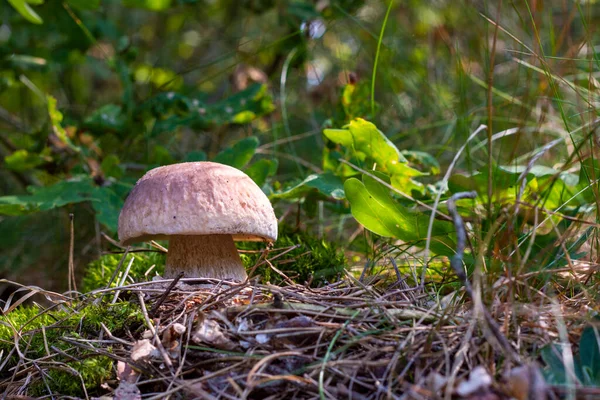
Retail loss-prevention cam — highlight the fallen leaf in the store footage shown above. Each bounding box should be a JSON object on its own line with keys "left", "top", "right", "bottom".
{"left": 192, "top": 318, "right": 235, "bottom": 350}
{"left": 130, "top": 339, "right": 159, "bottom": 362}
{"left": 117, "top": 361, "right": 139, "bottom": 383}
{"left": 113, "top": 381, "right": 141, "bottom": 400}
{"left": 502, "top": 364, "right": 547, "bottom": 400}
{"left": 456, "top": 366, "right": 492, "bottom": 397}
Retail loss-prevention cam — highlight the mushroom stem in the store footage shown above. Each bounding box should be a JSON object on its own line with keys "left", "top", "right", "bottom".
{"left": 165, "top": 235, "right": 247, "bottom": 281}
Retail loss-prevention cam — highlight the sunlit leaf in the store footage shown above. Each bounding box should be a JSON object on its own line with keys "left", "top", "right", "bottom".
{"left": 47, "top": 96, "right": 79, "bottom": 152}
{"left": 324, "top": 119, "right": 426, "bottom": 195}
{"left": 344, "top": 174, "right": 455, "bottom": 256}
{"left": 4, "top": 150, "right": 46, "bottom": 172}
{"left": 7, "top": 0, "right": 43, "bottom": 24}
{"left": 214, "top": 137, "right": 259, "bottom": 169}
{"left": 123, "top": 0, "right": 172, "bottom": 11}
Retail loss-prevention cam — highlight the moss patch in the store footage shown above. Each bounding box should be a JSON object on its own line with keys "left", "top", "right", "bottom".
{"left": 239, "top": 225, "right": 347, "bottom": 285}
{"left": 82, "top": 251, "right": 166, "bottom": 292}
{"left": 0, "top": 301, "right": 143, "bottom": 397}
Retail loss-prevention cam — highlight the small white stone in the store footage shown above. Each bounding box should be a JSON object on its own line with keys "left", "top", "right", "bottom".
{"left": 256, "top": 333, "right": 269, "bottom": 344}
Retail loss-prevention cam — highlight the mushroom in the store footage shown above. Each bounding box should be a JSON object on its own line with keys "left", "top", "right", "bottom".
{"left": 117, "top": 162, "right": 277, "bottom": 281}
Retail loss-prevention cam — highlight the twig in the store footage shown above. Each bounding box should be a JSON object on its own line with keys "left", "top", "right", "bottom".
{"left": 68, "top": 214, "right": 77, "bottom": 295}
{"left": 358, "top": 259, "right": 370, "bottom": 283}
{"left": 149, "top": 272, "right": 184, "bottom": 318}
{"left": 389, "top": 257, "right": 402, "bottom": 283}
{"left": 422, "top": 124, "right": 487, "bottom": 287}
{"left": 111, "top": 256, "right": 136, "bottom": 304}
{"left": 136, "top": 292, "right": 175, "bottom": 373}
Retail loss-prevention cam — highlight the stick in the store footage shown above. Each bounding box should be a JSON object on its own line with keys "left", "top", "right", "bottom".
{"left": 68, "top": 213, "right": 77, "bottom": 294}
{"left": 150, "top": 272, "right": 184, "bottom": 317}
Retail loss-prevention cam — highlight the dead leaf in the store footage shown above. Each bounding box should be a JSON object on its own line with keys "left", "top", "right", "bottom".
{"left": 192, "top": 317, "right": 235, "bottom": 350}
{"left": 232, "top": 64, "right": 268, "bottom": 91}
{"left": 456, "top": 366, "right": 492, "bottom": 397}
{"left": 117, "top": 361, "right": 139, "bottom": 383}
{"left": 130, "top": 339, "right": 159, "bottom": 362}
{"left": 113, "top": 381, "right": 141, "bottom": 400}
{"left": 502, "top": 364, "right": 547, "bottom": 400}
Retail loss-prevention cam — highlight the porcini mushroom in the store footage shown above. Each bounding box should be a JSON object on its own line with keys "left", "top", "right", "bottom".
{"left": 117, "top": 162, "right": 277, "bottom": 281}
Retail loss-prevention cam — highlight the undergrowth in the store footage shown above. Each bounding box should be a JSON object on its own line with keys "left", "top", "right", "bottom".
{"left": 239, "top": 224, "right": 348, "bottom": 285}
{"left": 83, "top": 225, "right": 346, "bottom": 291}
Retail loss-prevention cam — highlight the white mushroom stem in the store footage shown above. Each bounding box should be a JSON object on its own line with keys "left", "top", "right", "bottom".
{"left": 165, "top": 235, "right": 248, "bottom": 281}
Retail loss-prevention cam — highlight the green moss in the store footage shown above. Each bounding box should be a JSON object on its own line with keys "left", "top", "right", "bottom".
{"left": 82, "top": 251, "right": 166, "bottom": 292}
{"left": 239, "top": 225, "right": 347, "bottom": 285}
{"left": 0, "top": 301, "right": 143, "bottom": 397}
{"left": 84, "top": 229, "right": 345, "bottom": 288}
{"left": 29, "top": 355, "right": 114, "bottom": 397}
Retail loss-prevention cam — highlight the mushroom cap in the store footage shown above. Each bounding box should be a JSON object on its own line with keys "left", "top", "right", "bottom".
{"left": 118, "top": 162, "right": 278, "bottom": 246}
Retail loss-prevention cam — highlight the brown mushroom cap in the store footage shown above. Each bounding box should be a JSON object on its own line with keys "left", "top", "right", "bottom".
{"left": 118, "top": 162, "right": 278, "bottom": 246}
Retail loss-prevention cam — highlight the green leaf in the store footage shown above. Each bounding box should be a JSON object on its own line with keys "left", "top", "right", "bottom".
{"left": 324, "top": 119, "right": 427, "bottom": 195}
{"left": 100, "top": 155, "right": 123, "bottom": 179}
{"left": 324, "top": 118, "right": 407, "bottom": 164}
{"left": 271, "top": 172, "right": 345, "bottom": 201}
{"left": 287, "top": 1, "right": 319, "bottom": 20}
{"left": 344, "top": 174, "right": 455, "bottom": 255}
{"left": 541, "top": 344, "right": 567, "bottom": 385}
{"left": 84, "top": 104, "right": 126, "bottom": 134}
{"left": 580, "top": 326, "right": 600, "bottom": 385}
{"left": 145, "top": 84, "right": 274, "bottom": 136}
{"left": 245, "top": 159, "right": 278, "bottom": 187}
{"left": 150, "top": 145, "right": 174, "bottom": 166}
{"left": 90, "top": 187, "right": 123, "bottom": 233}
{"left": 0, "top": 177, "right": 123, "bottom": 232}
{"left": 7, "top": 0, "right": 43, "bottom": 24}
{"left": 4, "top": 150, "right": 46, "bottom": 172}
{"left": 541, "top": 343, "right": 584, "bottom": 386}
{"left": 402, "top": 150, "right": 440, "bottom": 174}
{"left": 344, "top": 178, "right": 396, "bottom": 237}
{"left": 213, "top": 137, "right": 259, "bottom": 169}
{"left": 232, "top": 111, "right": 257, "bottom": 124}
{"left": 0, "top": 196, "right": 33, "bottom": 216}
{"left": 25, "top": 178, "right": 97, "bottom": 211}
{"left": 323, "top": 128, "right": 353, "bottom": 147}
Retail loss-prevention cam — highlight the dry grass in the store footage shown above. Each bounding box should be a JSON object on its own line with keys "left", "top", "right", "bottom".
{"left": 0, "top": 258, "right": 597, "bottom": 400}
